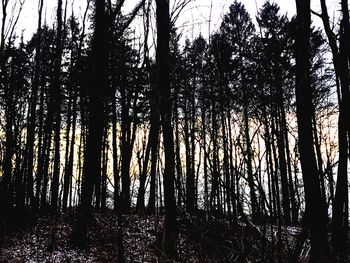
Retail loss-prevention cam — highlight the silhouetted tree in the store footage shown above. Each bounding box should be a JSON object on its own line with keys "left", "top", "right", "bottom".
{"left": 295, "top": 0, "right": 332, "bottom": 261}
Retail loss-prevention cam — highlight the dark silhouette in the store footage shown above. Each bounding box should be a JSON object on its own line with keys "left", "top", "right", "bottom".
{"left": 0, "top": 0, "right": 349, "bottom": 262}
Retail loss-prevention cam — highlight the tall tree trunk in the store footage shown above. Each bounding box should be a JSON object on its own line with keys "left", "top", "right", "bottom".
{"left": 276, "top": 112, "right": 291, "bottom": 225}
{"left": 318, "top": 0, "right": 350, "bottom": 255}
{"left": 332, "top": 0, "right": 350, "bottom": 255}
{"left": 63, "top": 91, "right": 72, "bottom": 211}
{"left": 227, "top": 113, "right": 237, "bottom": 221}
{"left": 50, "top": 0, "right": 63, "bottom": 212}
{"left": 147, "top": 85, "right": 160, "bottom": 214}
{"left": 283, "top": 111, "right": 298, "bottom": 225}
{"left": 221, "top": 111, "right": 231, "bottom": 216}
{"left": 263, "top": 107, "right": 276, "bottom": 222}
{"left": 174, "top": 104, "right": 183, "bottom": 208}
{"left": 120, "top": 84, "right": 131, "bottom": 213}
{"left": 35, "top": 80, "right": 45, "bottom": 210}
{"left": 65, "top": 92, "right": 77, "bottom": 211}
{"left": 24, "top": 0, "right": 44, "bottom": 210}
{"left": 201, "top": 106, "right": 208, "bottom": 213}
{"left": 3, "top": 84, "right": 14, "bottom": 211}
{"left": 112, "top": 95, "right": 120, "bottom": 211}
{"left": 190, "top": 86, "right": 196, "bottom": 210}
{"left": 136, "top": 132, "right": 151, "bottom": 212}
{"left": 295, "top": 0, "right": 332, "bottom": 261}
{"left": 209, "top": 104, "right": 219, "bottom": 212}
{"left": 81, "top": 0, "right": 108, "bottom": 213}
{"left": 101, "top": 123, "right": 108, "bottom": 212}
{"left": 243, "top": 104, "right": 258, "bottom": 223}
{"left": 74, "top": 0, "right": 108, "bottom": 247}
{"left": 184, "top": 98, "right": 194, "bottom": 212}
{"left": 156, "top": 0, "right": 177, "bottom": 257}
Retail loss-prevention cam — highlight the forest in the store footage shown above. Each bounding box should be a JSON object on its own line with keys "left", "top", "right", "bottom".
{"left": 0, "top": 0, "right": 349, "bottom": 262}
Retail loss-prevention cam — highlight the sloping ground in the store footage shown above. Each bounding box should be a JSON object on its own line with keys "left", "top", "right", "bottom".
{"left": 0, "top": 211, "right": 309, "bottom": 262}
{"left": 0, "top": 213, "right": 92, "bottom": 263}
{"left": 0, "top": 211, "right": 206, "bottom": 263}
{"left": 257, "top": 224, "right": 310, "bottom": 261}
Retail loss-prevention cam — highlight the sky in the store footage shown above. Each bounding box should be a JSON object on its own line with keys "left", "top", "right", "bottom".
{"left": 174, "top": 0, "right": 338, "bottom": 39}
{"left": 1, "top": 0, "right": 340, "bottom": 45}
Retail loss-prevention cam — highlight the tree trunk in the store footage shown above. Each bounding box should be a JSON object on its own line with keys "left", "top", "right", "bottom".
{"left": 156, "top": 0, "right": 177, "bottom": 257}
{"left": 331, "top": 0, "right": 350, "bottom": 255}
{"left": 243, "top": 104, "right": 258, "bottom": 223}
{"left": 50, "top": 0, "right": 63, "bottom": 212}
{"left": 295, "top": 0, "right": 332, "bottom": 261}
{"left": 147, "top": 87, "right": 160, "bottom": 214}
{"left": 112, "top": 95, "right": 120, "bottom": 211}
{"left": 24, "top": 0, "right": 44, "bottom": 210}
{"left": 75, "top": 0, "right": 108, "bottom": 247}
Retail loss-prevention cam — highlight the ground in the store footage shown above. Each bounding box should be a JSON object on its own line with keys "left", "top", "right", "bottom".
{"left": 0, "top": 210, "right": 308, "bottom": 262}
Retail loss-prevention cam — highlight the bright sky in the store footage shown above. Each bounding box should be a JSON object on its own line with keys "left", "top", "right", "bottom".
{"left": 176, "top": 0, "right": 338, "bottom": 38}
{"left": 2, "top": 0, "right": 340, "bottom": 44}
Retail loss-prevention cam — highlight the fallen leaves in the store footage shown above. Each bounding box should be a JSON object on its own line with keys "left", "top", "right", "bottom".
{"left": 0, "top": 210, "right": 305, "bottom": 262}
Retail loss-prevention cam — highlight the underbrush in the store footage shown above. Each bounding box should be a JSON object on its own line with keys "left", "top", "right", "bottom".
{"left": 0, "top": 209, "right": 310, "bottom": 262}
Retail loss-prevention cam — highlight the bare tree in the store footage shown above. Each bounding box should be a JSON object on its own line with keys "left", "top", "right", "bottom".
{"left": 156, "top": 0, "right": 177, "bottom": 258}
{"left": 295, "top": 0, "right": 332, "bottom": 261}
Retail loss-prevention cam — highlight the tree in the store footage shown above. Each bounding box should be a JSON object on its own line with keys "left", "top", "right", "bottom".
{"left": 220, "top": 1, "right": 259, "bottom": 222}
{"left": 50, "top": 0, "right": 64, "bottom": 212}
{"left": 75, "top": 0, "right": 108, "bottom": 246}
{"left": 156, "top": 0, "right": 177, "bottom": 257}
{"left": 23, "top": 0, "right": 44, "bottom": 211}
{"left": 295, "top": 0, "right": 332, "bottom": 261}
{"left": 315, "top": 0, "right": 350, "bottom": 255}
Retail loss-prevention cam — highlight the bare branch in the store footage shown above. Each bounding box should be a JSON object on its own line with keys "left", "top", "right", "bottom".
{"left": 2, "top": 0, "right": 25, "bottom": 46}
{"left": 170, "top": 0, "right": 192, "bottom": 26}
{"left": 115, "top": 0, "right": 146, "bottom": 39}
{"left": 78, "top": 0, "right": 91, "bottom": 51}
{"left": 311, "top": 9, "right": 322, "bottom": 18}
{"left": 0, "top": 0, "right": 10, "bottom": 50}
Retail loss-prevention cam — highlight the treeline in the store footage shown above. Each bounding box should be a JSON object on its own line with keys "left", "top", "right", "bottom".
{"left": 0, "top": 0, "right": 349, "bottom": 261}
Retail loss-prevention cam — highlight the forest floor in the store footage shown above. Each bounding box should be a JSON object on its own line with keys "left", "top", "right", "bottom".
{"left": 0, "top": 210, "right": 308, "bottom": 262}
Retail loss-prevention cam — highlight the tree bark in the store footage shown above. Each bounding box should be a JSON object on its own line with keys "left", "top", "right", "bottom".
{"left": 74, "top": 0, "right": 108, "bottom": 247}
{"left": 50, "top": 0, "right": 63, "bottom": 212}
{"left": 295, "top": 0, "right": 332, "bottom": 261}
{"left": 156, "top": 0, "right": 177, "bottom": 257}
